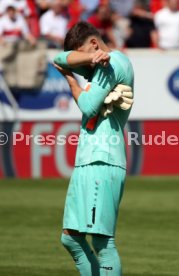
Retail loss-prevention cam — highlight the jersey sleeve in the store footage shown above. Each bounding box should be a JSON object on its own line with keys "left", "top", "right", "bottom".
{"left": 53, "top": 51, "right": 91, "bottom": 78}
{"left": 54, "top": 51, "right": 71, "bottom": 68}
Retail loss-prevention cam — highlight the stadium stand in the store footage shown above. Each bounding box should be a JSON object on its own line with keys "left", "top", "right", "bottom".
{"left": 0, "top": 0, "right": 178, "bottom": 49}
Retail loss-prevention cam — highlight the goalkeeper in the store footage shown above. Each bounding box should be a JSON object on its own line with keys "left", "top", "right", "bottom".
{"left": 54, "top": 21, "right": 134, "bottom": 276}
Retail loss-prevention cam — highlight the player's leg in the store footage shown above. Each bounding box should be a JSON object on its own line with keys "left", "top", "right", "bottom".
{"left": 61, "top": 165, "right": 100, "bottom": 275}
{"left": 89, "top": 163, "right": 125, "bottom": 275}
{"left": 61, "top": 164, "right": 125, "bottom": 274}
{"left": 61, "top": 229, "right": 100, "bottom": 276}
{"left": 61, "top": 167, "right": 99, "bottom": 275}
{"left": 92, "top": 234, "right": 122, "bottom": 275}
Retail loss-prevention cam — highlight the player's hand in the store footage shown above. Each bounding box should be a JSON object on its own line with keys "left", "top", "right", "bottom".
{"left": 91, "top": 49, "right": 110, "bottom": 67}
{"left": 53, "top": 63, "right": 73, "bottom": 76}
{"left": 101, "top": 84, "right": 134, "bottom": 117}
{"left": 112, "top": 84, "right": 133, "bottom": 110}
{"left": 106, "top": 84, "right": 134, "bottom": 111}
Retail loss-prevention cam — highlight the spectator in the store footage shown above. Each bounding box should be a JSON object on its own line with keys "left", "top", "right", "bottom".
{"left": 37, "top": 0, "right": 70, "bottom": 16}
{"left": 154, "top": 0, "right": 179, "bottom": 49}
{"left": 88, "top": 4, "right": 117, "bottom": 48}
{"left": 13, "top": 0, "right": 30, "bottom": 16}
{"left": 0, "top": 1, "right": 36, "bottom": 45}
{"left": 125, "top": 0, "right": 156, "bottom": 48}
{"left": 80, "top": 0, "right": 99, "bottom": 19}
{"left": 0, "top": 0, "right": 30, "bottom": 16}
{"left": 108, "top": 0, "right": 140, "bottom": 48}
{"left": 0, "top": 0, "right": 39, "bottom": 37}
{"left": 40, "top": 0, "right": 68, "bottom": 48}
{"left": 68, "top": 0, "right": 85, "bottom": 28}
{"left": 109, "top": 0, "right": 135, "bottom": 17}
{"left": 111, "top": 12, "right": 130, "bottom": 48}
{"left": 36, "top": 0, "right": 51, "bottom": 16}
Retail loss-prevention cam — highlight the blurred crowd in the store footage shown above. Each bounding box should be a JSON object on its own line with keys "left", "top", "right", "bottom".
{"left": 0, "top": 0, "right": 179, "bottom": 50}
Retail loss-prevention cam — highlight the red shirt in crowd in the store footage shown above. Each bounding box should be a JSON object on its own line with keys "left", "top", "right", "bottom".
{"left": 88, "top": 14, "right": 112, "bottom": 34}
{"left": 26, "top": 0, "right": 40, "bottom": 37}
{"left": 150, "top": 0, "right": 163, "bottom": 13}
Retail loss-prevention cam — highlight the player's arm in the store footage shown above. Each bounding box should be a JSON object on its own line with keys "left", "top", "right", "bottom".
{"left": 54, "top": 62, "right": 117, "bottom": 117}
{"left": 54, "top": 50, "right": 110, "bottom": 67}
{"left": 54, "top": 51, "right": 90, "bottom": 78}
{"left": 53, "top": 50, "right": 110, "bottom": 78}
{"left": 53, "top": 63, "right": 83, "bottom": 101}
{"left": 66, "top": 50, "right": 110, "bottom": 67}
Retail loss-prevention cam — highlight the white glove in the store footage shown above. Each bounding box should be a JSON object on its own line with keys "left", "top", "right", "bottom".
{"left": 101, "top": 84, "right": 134, "bottom": 117}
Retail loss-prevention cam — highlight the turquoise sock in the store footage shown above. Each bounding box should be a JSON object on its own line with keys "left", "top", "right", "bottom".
{"left": 61, "top": 233, "right": 100, "bottom": 276}
{"left": 92, "top": 235, "right": 122, "bottom": 276}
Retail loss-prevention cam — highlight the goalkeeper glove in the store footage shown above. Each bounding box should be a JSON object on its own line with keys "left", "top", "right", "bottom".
{"left": 101, "top": 84, "right": 133, "bottom": 117}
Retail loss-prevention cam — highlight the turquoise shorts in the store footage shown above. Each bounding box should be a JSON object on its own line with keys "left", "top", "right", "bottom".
{"left": 63, "top": 162, "right": 126, "bottom": 236}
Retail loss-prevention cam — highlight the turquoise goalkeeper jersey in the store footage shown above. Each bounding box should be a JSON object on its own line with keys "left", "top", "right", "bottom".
{"left": 54, "top": 50, "right": 134, "bottom": 169}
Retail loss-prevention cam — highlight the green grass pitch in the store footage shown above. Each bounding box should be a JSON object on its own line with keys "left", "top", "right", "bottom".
{"left": 0, "top": 177, "right": 179, "bottom": 276}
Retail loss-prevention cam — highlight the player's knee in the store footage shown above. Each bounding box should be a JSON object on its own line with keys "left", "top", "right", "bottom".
{"left": 92, "top": 235, "right": 116, "bottom": 254}
{"left": 61, "top": 233, "right": 73, "bottom": 249}
{"left": 61, "top": 233, "right": 67, "bottom": 246}
{"left": 60, "top": 232, "right": 85, "bottom": 251}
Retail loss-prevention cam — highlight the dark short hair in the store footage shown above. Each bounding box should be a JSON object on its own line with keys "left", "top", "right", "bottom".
{"left": 64, "top": 21, "right": 101, "bottom": 51}
{"left": 6, "top": 6, "right": 16, "bottom": 11}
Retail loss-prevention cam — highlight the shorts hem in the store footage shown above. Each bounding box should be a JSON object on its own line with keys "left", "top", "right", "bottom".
{"left": 63, "top": 226, "right": 114, "bottom": 237}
